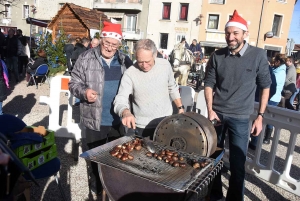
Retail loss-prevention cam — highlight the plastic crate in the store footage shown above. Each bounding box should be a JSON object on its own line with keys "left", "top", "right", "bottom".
{"left": 21, "top": 144, "right": 57, "bottom": 171}
{"left": 14, "top": 129, "right": 55, "bottom": 158}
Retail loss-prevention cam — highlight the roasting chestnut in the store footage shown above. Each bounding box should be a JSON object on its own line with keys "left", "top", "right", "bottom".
{"left": 157, "top": 156, "right": 162, "bottom": 160}
{"left": 179, "top": 163, "right": 186, "bottom": 168}
{"left": 172, "top": 156, "right": 178, "bottom": 161}
{"left": 193, "top": 162, "right": 200, "bottom": 169}
{"left": 128, "top": 155, "right": 134, "bottom": 160}
{"left": 162, "top": 156, "right": 168, "bottom": 160}
{"left": 110, "top": 150, "right": 119, "bottom": 157}
{"left": 172, "top": 162, "right": 179, "bottom": 167}
{"left": 121, "top": 156, "right": 128, "bottom": 161}
{"left": 179, "top": 157, "right": 184, "bottom": 161}
{"left": 153, "top": 153, "right": 158, "bottom": 158}
{"left": 161, "top": 150, "right": 166, "bottom": 155}
{"left": 146, "top": 152, "right": 153, "bottom": 157}
{"left": 123, "top": 148, "right": 129, "bottom": 154}
{"left": 165, "top": 158, "right": 170, "bottom": 163}
{"left": 117, "top": 153, "right": 123, "bottom": 159}
{"left": 169, "top": 160, "right": 174, "bottom": 165}
{"left": 134, "top": 144, "right": 142, "bottom": 151}
{"left": 173, "top": 153, "right": 178, "bottom": 157}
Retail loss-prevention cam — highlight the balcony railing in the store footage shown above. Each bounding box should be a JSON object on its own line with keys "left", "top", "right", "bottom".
{"left": 122, "top": 28, "right": 140, "bottom": 34}
{"left": 102, "top": 0, "right": 142, "bottom": 4}
{"left": 209, "top": 0, "right": 225, "bottom": 4}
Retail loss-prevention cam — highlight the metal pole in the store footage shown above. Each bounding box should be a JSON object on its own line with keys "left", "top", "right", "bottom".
{"left": 29, "top": 18, "right": 32, "bottom": 50}
{"left": 256, "top": 0, "right": 266, "bottom": 47}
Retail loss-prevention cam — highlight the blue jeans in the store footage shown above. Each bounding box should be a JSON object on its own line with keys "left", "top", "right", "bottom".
{"left": 211, "top": 113, "right": 250, "bottom": 201}
{"left": 0, "top": 101, "right": 3, "bottom": 115}
{"left": 6, "top": 56, "right": 19, "bottom": 82}
{"left": 250, "top": 100, "right": 278, "bottom": 147}
{"left": 289, "top": 88, "right": 299, "bottom": 107}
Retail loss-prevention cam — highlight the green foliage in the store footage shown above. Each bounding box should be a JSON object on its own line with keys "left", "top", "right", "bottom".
{"left": 37, "top": 29, "right": 67, "bottom": 76}
{"left": 94, "top": 32, "right": 100, "bottom": 39}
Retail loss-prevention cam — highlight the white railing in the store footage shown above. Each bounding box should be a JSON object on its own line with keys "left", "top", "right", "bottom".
{"left": 223, "top": 102, "right": 300, "bottom": 196}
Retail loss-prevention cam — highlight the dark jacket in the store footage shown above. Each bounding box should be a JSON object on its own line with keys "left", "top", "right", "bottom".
{"left": 69, "top": 47, "right": 133, "bottom": 131}
{"left": 27, "top": 57, "right": 47, "bottom": 73}
{"left": 189, "top": 43, "right": 203, "bottom": 58}
{"left": 0, "top": 62, "right": 7, "bottom": 102}
{"left": 71, "top": 43, "right": 87, "bottom": 70}
{"left": 64, "top": 44, "right": 74, "bottom": 72}
{"left": 5, "top": 36, "right": 20, "bottom": 57}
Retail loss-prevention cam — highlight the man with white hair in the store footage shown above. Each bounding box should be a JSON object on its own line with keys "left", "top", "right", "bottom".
{"left": 91, "top": 38, "right": 100, "bottom": 48}
{"left": 205, "top": 10, "right": 271, "bottom": 200}
{"left": 69, "top": 21, "right": 133, "bottom": 195}
{"left": 114, "top": 39, "right": 184, "bottom": 138}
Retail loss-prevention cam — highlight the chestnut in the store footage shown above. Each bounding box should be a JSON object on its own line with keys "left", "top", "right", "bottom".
{"left": 165, "top": 158, "right": 170, "bottom": 163}
{"left": 128, "top": 155, "right": 134, "bottom": 160}
{"left": 153, "top": 153, "right": 158, "bottom": 158}
{"left": 110, "top": 150, "right": 119, "bottom": 157}
{"left": 172, "top": 156, "right": 178, "bottom": 161}
{"left": 179, "top": 157, "right": 184, "bottom": 161}
{"left": 172, "top": 162, "right": 179, "bottom": 167}
{"left": 135, "top": 144, "right": 142, "bottom": 151}
{"left": 169, "top": 160, "right": 174, "bottom": 165}
{"left": 173, "top": 153, "right": 178, "bottom": 157}
{"left": 157, "top": 156, "right": 162, "bottom": 160}
{"left": 179, "top": 163, "right": 186, "bottom": 168}
{"left": 146, "top": 152, "right": 153, "bottom": 157}
{"left": 193, "top": 162, "right": 200, "bottom": 169}
{"left": 117, "top": 153, "right": 123, "bottom": 159}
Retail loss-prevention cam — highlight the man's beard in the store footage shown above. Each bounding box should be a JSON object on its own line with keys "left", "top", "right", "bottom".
{"left": 227, "top": 40, "right": 242, "bottom": 50}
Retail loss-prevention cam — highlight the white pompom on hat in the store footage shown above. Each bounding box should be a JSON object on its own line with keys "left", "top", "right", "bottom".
{"left": 225, "top": 10, "right": 248, "bottom": 31}
{"left": 100, "top": 21, "right": 123, "bottom": 42}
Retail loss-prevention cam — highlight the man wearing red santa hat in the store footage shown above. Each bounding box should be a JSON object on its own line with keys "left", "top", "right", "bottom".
{"left": 205, "top": 10, "right": 271, "bottom": 200}
{"left": 69, "top": 21, "right": 133, "bottom": 195}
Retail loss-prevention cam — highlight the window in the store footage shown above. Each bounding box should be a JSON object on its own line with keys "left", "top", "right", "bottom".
{"left": 272, "top": 14, "right": 282, "bottom": 37}
{"left": 162, "top": 3, "right": 171, "bottom": 20}
{"left": 160, "top": 33, "right": 168, "bottom": 49}
{"left": 58, "top": 2, "right": 65, "bottom": 9}
{"left": 210, "top": 0, "right": 225, "bottom": 4}
{"left": 126, "top": 15, "right": 137, "bottom": 32}
{"left": 179, "top": 3, "right": 189, "bottom": 21}
{"left": 229, "top": 15, "right": 232, "bottom": 20}
{"left": 175, "top": 34, "right": 186, "bottom": 44}
{"left": 4, "top": 4, "right": 11, "bottom": 18}
{"left": 23, "top": 5, "right": 29, "bottom": 19}
{"left": 207, "top": 14, "right": 219, "bottom": 29}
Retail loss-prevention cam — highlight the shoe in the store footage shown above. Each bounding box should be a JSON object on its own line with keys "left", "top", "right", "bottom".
{"left": 263, "top": 127, "right": 273, "bottom": 144}
{"left": 73, "top": 102, "right": 80, "bottom": 107}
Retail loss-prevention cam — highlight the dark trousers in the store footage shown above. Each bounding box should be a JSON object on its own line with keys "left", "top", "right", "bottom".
{"left": 280, "top": 92, "right": 294, "bottom": 110}
{"left": 85, "top": 124, "right": 125, "bottom": 193}
{"left": 211, "top": 113, "right": 250, "bottom": 201}
{"left": 18, "top": 56, "right": 28, "bottom": 74}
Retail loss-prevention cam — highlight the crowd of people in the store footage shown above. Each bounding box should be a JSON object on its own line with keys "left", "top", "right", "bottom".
{"left": 1, "top": 10, "right": 300, "bottom": 201}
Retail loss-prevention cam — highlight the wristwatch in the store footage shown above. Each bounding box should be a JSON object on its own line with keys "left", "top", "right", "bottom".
{"left": 258, "top": 113, "right": 264, "bottom": 118}
{"left": 178, "top": 106, "right": 185, "bottom": 110}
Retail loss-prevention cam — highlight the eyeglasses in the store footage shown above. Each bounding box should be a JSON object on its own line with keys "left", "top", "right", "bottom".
{"left": 102, "top": 40, "right": 119, "bottom": 50}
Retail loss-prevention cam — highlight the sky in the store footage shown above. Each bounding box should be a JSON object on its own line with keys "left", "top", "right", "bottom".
{"left": 288, "top": 1, "right": 300, "bottom": 44}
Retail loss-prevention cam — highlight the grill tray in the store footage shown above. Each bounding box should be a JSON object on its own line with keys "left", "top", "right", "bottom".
{"left": 80, "top": 136, "right": 221, "bottom": 193}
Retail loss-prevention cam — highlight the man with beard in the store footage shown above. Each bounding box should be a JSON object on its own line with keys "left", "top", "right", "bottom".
{"left": 205, "top": 10, "right": 271, "bottom": 201}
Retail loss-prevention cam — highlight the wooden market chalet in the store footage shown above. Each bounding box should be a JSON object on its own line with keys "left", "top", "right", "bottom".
{"left": 47, "top": 3, "right": 108, "bottom": 40}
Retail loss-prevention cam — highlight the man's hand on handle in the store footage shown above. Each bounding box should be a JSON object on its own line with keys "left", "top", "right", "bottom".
{"left": 122, "top": 109, "right": 136, "bottom": 129}
{"left": 208, "top": 109, "right": 221, "bottom": 126}
{"left": 178, "top": 108, "right": 184, "bottom": 114}
{"left": 85, "top": 89, "right": 98, "bottom": 103}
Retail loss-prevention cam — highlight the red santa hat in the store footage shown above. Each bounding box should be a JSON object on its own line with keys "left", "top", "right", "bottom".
{"left": 225, "top": 10, "right": 248, "bottom": 31}
{"left": 100, "top": 21, "right": 123, "bottom": 42}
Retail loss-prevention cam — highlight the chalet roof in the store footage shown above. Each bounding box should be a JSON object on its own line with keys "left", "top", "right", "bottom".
{"left": 48, "top": 3, "right": 107, "bottom": 30}
{"left": 294, "top": 44, "right": 300, "bottom": 51}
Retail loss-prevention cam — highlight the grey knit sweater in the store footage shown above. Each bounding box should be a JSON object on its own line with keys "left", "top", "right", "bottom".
{"left": 283, "top": 64, "right": 296, "bottom": 94}
{"left": 114, "top": 58, "right": 180, "bottom": 128}
{"left": 205, "top": 44, "right": 271, "bottom": 118}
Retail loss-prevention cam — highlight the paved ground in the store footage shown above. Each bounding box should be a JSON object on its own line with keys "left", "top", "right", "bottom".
{"left": 2, "top": 75, "right": 300, "bottom": 201}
